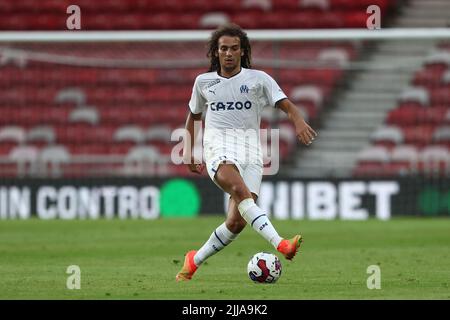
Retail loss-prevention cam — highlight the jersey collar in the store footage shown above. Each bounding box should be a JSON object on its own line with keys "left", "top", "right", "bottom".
{"left": 216, "top": 67, "right": 245, "bottom": 80}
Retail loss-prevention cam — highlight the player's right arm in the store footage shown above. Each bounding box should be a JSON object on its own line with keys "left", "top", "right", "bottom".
{"left": 183, "top": 111, "right": 204, "bottom": 174}
{"left": 184, "top": 75, "right": 207, "bottom": 174}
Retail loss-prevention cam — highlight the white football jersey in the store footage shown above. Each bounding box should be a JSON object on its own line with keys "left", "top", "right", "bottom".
{"left": 188, "top": 68, "right": 287, "bottom": 163}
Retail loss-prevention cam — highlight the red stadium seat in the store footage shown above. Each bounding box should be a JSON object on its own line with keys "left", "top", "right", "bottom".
{"left": 402, "top": 125, "right": 435, "bottom": 147}
{"left": 413, "top": 67, "right": 448, "bottom": 87}
{"left": 417, "top": 145, "right": 449, "bottom": 176}
{"left": 371, "top": 125, "right": 404, "bottom": 148}
{"left": 343, "top": 11, "right": 368, "bottom": 28}
{"left": 390, "top": 145, "right": 419, "bottom": 175}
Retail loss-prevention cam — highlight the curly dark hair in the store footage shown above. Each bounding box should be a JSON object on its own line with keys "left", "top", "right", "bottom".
{"left": 206, "top": 23, "right": 252, "bottom": 72}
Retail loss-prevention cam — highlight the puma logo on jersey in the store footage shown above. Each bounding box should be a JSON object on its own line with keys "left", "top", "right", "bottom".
{"left": 209, "top": 101, "right": 252, "bottom": 111}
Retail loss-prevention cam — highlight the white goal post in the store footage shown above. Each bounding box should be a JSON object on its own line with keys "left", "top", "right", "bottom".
{"left": 0, "top": 28, "right": 449, "bottom": 42}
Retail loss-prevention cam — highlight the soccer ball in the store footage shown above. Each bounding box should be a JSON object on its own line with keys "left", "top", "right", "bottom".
{"left": 247, "top": 252, "right": 282, "bottom": 284}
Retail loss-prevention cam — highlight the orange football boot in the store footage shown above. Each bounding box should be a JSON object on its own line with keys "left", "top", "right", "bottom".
{"left": 175, "top": 250, "right": 198, "bottom": 281}
{"left": 277, "top": 235, "right": 303, "bottom": 260}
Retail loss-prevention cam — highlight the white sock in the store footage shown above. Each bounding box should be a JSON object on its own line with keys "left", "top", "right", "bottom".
{"left": 238, "top": 198, "right": 282, "bottom": 249}
{"left": 194, "top": 222, "right": 238, "bottom": 266}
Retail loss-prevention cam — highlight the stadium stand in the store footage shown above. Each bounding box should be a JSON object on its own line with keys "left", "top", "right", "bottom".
{"left": 289, "top": 0, "right": 450, "bottom": 178}
{"left": 0, "top": 0, "right": 394, "bottom": 30}
{"left": 3, "top": 0, "right": 448, "bottom": 179}
{"left": 352, "top": 42, "right": 450, "bottom": 177}
{"left": 0, "top": 40, "right": 358, "bottom": 177}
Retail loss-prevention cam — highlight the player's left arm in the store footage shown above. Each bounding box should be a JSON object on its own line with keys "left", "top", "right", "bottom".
{"left": 276, "top": 98, "right": 317, "bottom": 146}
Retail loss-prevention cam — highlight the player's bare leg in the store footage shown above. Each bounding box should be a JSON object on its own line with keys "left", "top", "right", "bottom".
{"left": 225, "top": 192, "right": 258, "bottom": 234}
{"left": 215, "top": 163, "right": 302, "bottom": 260}
{"left": 176, "top": 182, "right": 254, "bottom": 282}
{"left": 214, "top": 163, "right": 252, "bottom": 203}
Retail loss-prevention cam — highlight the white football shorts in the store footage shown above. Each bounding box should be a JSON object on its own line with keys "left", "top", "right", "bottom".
{"left": 204, "top": 146, "right": 263, "bottom": 196}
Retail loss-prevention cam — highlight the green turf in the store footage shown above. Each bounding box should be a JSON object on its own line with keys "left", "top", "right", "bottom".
{"left": 0, "top": 217, "right": 449, "bottom": 299}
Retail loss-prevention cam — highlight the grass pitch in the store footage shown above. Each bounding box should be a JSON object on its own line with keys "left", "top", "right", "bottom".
{"left": 0, "top": 217, "right": 449, "bottom": 299}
